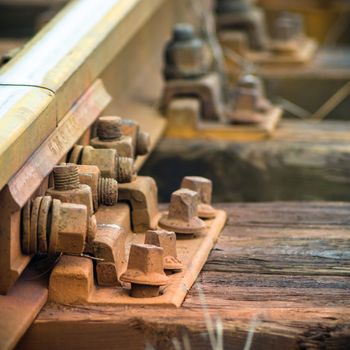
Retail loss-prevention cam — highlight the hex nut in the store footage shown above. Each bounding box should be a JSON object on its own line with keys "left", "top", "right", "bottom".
{"left": 145, "top": 230, "right": 183, "bottom": 270}
{"left": 181, "top": 176, "right": 216, "bottom": 219}
{"left": 46, "top": 184, "right": 94, "bottom": 217}
{"left": 77, "top": 165, "right": 101, "bottom": 210}
{"left": 96, "top": 116, "right": 123, "bottom": 140}
{"left": 120, "top": 243, "right": 169, "bottom": 298}
{"left": 136, "top": 131, "right": 151, "bottom": 156}
{"left": 91, "top": 116, "right": 134, "bottom": 158}
{"left": 91, "top": 136, "right": 134, "bottom": 158}
{"left": 164, "top": 23, "right": 212, "bottom": 80}
{"left": 47, "top": 163, "right": 94, "bottom": 216}
{"left": 49, "top": 199, "right": 88, "bottom": 255}
{"left": 81, "top": 145, "right": 117, "bottom": 179}
{"left": 77, "top": 164, "right": 118, "bottom": 209}
{"left": 158, "top": 188, "right": 206, "bottom": 235}
{"left": 120, "top": 119, "right": 150, "bottom": 158}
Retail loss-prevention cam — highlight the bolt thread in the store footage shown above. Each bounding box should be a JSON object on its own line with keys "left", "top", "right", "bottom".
{"left": 53, "top": 163, "right": 80, "bottom": 190}
{"left": 98, "top": 177, "right": 118, "bottom": 206}
{"left": 117, "top": 157, "right": 134, "bottom": 183}
{"left": 96, "top": 116, "right": 123, "bottom": 140}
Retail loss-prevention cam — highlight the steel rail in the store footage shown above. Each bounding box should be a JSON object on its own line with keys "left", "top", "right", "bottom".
{"left": 0, "top": 0, "right": 165, "bottom": 190}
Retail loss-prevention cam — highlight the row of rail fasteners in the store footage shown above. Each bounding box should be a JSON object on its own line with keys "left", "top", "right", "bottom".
{"left": 21, "top": 113, "right": 217, "bottom": 298}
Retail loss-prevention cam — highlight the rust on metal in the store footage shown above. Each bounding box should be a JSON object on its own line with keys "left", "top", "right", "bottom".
{"left": 120, "top": 243, "right": 169, "bottom": 298}
{"left": 159, "top": 188, "right": 206, "bottom": 235}
{"left": 161, "top": 22, "right": 282, "bottom": 134}
{"left": 93, "top": 224, "right": 127, "bottom": 287}
{"left": 46, "top": 164, "right": 94, "bottom": 216}
{"left": 37, "top": 196, "right": 53, "bottom": 253}
{"left": 91, "top": 116, "right": 134, "bottom": 158}
{"left": 181, "top": 176, "right": 216, "bottom": 219}
{"left": 145, "top": 230, "right": 183, "bottom": 271}
{"left": 77, "top": 164, "right": 118, "bottom": 210}
{"left": 119, "top": 119, "right": 151, "bottom": 157}
{"left": 118, "top": 176, "right": 159, "bottom": 233}
{"left": 216, "top": 1, "right": 317, "bottom": 64}
{"left": 228, "top": 74, "right": 275, "bottom": 124}
{"left": 73, "top": 145, "right": 135, "bottom": 184}
{"left": 163, "top": 23, "right": 212, "bottom": 80}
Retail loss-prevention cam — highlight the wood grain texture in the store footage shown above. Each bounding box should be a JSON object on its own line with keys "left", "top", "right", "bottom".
{"left": 17, "top": 202, "right": 350, "bottom": 350}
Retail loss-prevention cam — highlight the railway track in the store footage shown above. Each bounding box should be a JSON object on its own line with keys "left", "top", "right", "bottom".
{"left": 0, "top": 0, "right": 192, "bottom": 348}
{"left": 0, "top": 1, "right": 349, "bottom": 349}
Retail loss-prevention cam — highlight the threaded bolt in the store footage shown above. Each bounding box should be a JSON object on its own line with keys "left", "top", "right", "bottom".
{"left": 98, "top": 177, "right": 118, "bottom": 206}
{"left": 53, "top": 163, "right": 80, "bottom": 190}
{"left": 116, "top": 157, "right": 134, "bottom": 183}
{"left": 96, "top": 116, "right": 123, "bottom": 140}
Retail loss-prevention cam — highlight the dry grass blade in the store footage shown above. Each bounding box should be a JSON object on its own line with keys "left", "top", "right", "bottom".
{"left": 310, "top": 81, "right": 350, "bottom": 121}
{"left": 243, "top": 317, "right": 260, "bottom": 350}
{"left": 182, "top": 332, "right": 192, "bottom": 350}
{"left": 274, "top": 96, "right": 311, "bottom": 119}
{"left": 196, "top": 283, "right": 223, "bottom": 350}
{"left": 171, "top": 337, "right": 183, "bottom": 350}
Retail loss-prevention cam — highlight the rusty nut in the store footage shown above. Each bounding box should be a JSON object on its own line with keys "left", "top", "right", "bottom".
{"left": 49, "top": 199, "right": 88, "bottom": 255}
{"left": 77, "top": 165, "right": 118, "bottom": 210}
{"left": 46, "top": 163, "right": 94, "bottom": 216}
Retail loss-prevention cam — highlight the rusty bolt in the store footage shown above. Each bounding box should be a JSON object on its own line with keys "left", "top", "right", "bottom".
{"left": 21, "top": 196, "right": 88, "bottom": 256}
{"left": 77, "top": 164, "right": 118, "bottom": 210}
{"left": 181, "top": 176, "right": 216, "bottom": 219}
{"left": 228, "top": 74, "right": 271, "bottom": 123}
{"left": 52, "top": 163, "right": 80, "bottom": 190}
{"left": 271, "top": 12, "right": 305, "bottom": 54}
{"left": 91, "top": 116, "right": 134, "bottom": 158}
{"left": 49, "top": 199, "right": 88, "bottom": 255}
{"left": 117, "top": 156, "right": 134, "bottom": 183}
{"left": 79, "top": 146, "right": 134, "bottom": 184}
{"left": 98, "top": 177, "right": 119, "bottom": 206}
{"left": 145, "top": 230, "right": 183, "bottom": 271}
{"left": 46, "top": 163, "right": 94, "bottom": 216}
{"left": 274, "top": 12, "right": 304, "bottom": 42}
{"left": 81, "top": 146, "right": 117, "bottom": 178}
{"left": 163, "top": 23, "right": 212, "bottom": 80}
{"left": 120, "top": 119, "right": 151, "bottom": 157}
{"left": 120, "top": 243, "right": 169, "bottom": 298}
{"left": 136, "top": 131, "right": 151, "bottom": 156}
{"left": 96, "top": 116, "right": 123, "bottom": 140}
{"left": 158, "top": 188, "right": 206, "bottom": 235}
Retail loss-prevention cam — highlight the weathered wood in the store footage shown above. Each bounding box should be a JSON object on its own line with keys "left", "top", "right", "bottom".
{"left": 0, "top": 269, "right": 48, "bottom": 350}
{"left": 18, "top": 202, "right": 350, "bottom": 349}
{"left": 141, "top": 120, "right": 350, "bottom": 202}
